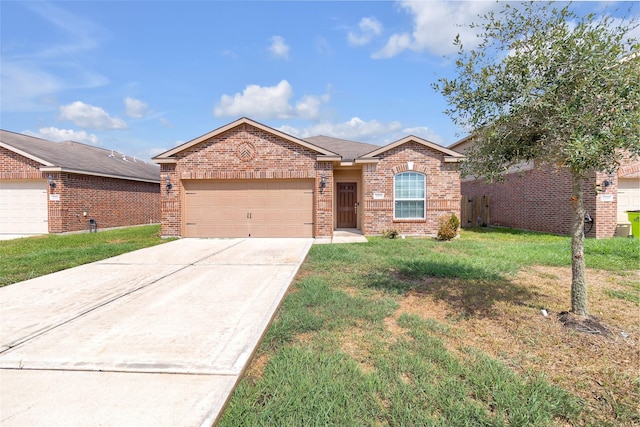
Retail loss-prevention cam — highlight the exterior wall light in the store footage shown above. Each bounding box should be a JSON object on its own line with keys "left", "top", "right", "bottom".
{"left": 165, "top": 176, "right": 173, "bottom": 192}
{"left": 48, "top": 175, "right": 56, "bottom": 188}
{"left": 320, "top": 174, "right": 326, "bottom": 189}
{"left": 602, "top": 172, "right": 616, "bottom": 192}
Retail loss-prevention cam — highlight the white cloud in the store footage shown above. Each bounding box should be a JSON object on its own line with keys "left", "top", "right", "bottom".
{"left": 124, "top": 97, "right": 148, "bottom": 118}
{"left": 214, "top": 80, "right": 329, "bottom": 120}
{"left": 373, "top": 1, "right": 496, "bottom": 58}
{"left": 400, "top": 126, "right": 445, "bottom": 146}
{"left": 280, "top": 117, "right": 402, "bottom": 142}
{"left": 348, "top": 17, "right": 383, "bottom": 46}
{"left": 24, "top": 127, "right": 99, "bottom": 145}
{"left": 268, "top": 35, "right": 290, "bottom": 59}
{"left": 372, "top": 33, "right": 412, "bottom": 59}
{"left": 280, "top": 118, "right": 447, "bottom": 146}
{"left": 295, "top": 93, "right": 331, "bottom": 120}
{"left": 59, "top": 101, "right": 127, "bottom": 129}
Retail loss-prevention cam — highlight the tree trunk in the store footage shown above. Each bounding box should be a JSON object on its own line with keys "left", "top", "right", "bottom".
{"left": 570, "top": 173, "right": 588, "bottom": 316}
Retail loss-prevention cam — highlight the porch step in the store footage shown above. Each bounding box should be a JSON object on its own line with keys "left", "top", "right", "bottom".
{"left": 315, "top": 229, "right": 368, "bottom": 244}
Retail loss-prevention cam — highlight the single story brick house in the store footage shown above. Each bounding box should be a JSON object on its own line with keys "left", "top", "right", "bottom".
{"left": 152, "top": 117, "right": 463, "bottom": 238}
{"left": 0, "top": 130, "right": 160, "bottom": 236}
{"left": 450, "top": 137, "right": 640, "bottom": 238}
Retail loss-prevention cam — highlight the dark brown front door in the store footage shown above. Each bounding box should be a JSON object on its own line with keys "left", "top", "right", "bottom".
{"left": 337, "top": 182, "right": 357, "bottom": 228}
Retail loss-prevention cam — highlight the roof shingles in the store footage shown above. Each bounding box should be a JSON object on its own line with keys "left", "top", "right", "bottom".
{"left": 303, "top": 135, "right": 380, "bottom": 162}
{"left": 1, "top": 130, "right": 159, "bottom": 183}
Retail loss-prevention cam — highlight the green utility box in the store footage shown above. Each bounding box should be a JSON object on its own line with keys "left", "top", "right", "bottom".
{"left": 628, "top": 211, "right": 640, "bottom": 238}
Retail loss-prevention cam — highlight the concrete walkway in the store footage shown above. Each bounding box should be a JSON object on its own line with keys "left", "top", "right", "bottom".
{"left": 314, "top": 228, "right": 368, "bottom": 244}
{"left": 0, "top": 238, "right": 312, "bottom": 426}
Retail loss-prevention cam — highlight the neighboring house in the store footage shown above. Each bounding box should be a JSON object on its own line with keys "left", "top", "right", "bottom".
{"left": 0, "top": 130, "right": 160, "bottom": 236}
{"left": 450, "top": 137, "right": 640, "bottom": 238}
{"left": 152, "top": 117, "right": 463, "bottom": 238}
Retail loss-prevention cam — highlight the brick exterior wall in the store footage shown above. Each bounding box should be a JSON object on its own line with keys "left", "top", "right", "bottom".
{"left": 362, "top": 142, "right": 462, "bottom": 236}
{"left": 1, "top": 147, "right": 160, "bottom": 234}
{"left": 461, "top": 163, "right": 622, "bottom": 238}
{"left": 1, "top": 146, "right": 46, "bottom": 180}
{"left": 47, "top": 173, "right": 160, "bottom": 233}
{"left": 159, "top": 124, "right": 333, "bottom": 237}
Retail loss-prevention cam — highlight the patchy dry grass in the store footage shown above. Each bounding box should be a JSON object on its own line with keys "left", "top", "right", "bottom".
{"left": 219, "top": 230, "right": 639, "bottom": 426}
{"left": 391, "top": 266, "right": 639, "bottom": 426}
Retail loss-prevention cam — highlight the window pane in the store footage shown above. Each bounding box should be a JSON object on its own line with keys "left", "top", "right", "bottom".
{"left": 394, "top": 172, "right": 426, "bottom": 219}
{"left": 395, "top": 201, "right": 425, "bottom": 218}
{"left": 395, "top": 172, "right": 425, "bottom": 199}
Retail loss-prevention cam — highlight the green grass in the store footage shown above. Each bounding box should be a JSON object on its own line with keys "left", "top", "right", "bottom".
{"left": 218, "top": 228, "right": 639, "bottom": 426}
{"left": 604, "top": 281, "right": 640, "bottom": 304}
{"left": 0, "top": 225, "right": 170, "bottom": 287}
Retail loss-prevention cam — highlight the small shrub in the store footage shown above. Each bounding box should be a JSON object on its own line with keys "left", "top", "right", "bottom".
{"left": 437, "top": 213, "right": 460, "bottom": 241}
{"left": 382, "top": 229, "right": 400, "bottom": 239}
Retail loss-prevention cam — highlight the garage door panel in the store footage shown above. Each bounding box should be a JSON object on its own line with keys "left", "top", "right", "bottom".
{"left": 617, "top": 178, "right": 640, "bottom": 222}
{"left": 0, "top": 180, "right": 48, "bottom": 234}
{"left": 182, "top": 180, "right": 314, "bottom": 238}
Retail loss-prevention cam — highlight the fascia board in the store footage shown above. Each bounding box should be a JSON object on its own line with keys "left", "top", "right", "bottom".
{"left": 444, "top": 156, "right": 465, "bottom": 163}
{"left": 39, "top": 166, "right": 160, "bottom": 184}
{"left": 317, "top": 155, "right": 342, "bottom": 162}
{"left": 152, "top": 158, "right": 177, "bottom": 164}
{"left": 362, "top": 136, "right": 465, "bottom": 159}
{"left": 0, "top": 142, "right": 52, "bottom": 166}
{"left": 153, "top": 117, "right": 338, "bottom": 160}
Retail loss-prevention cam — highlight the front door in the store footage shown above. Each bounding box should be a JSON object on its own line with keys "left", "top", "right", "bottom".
{"left": 337, "top": 182, "right": 357, "bottom": 228}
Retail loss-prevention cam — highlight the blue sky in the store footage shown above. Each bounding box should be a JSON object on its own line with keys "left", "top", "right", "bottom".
{"left": 1, "top": 1, "right": 637, "bottom": 161}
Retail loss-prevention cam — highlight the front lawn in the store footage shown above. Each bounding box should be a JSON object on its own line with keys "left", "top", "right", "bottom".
{"left": 0, "top": 225, "right": 169, "bottom": 287}
{"left": 219, "top": 229, "right": 639, "bottom": 426}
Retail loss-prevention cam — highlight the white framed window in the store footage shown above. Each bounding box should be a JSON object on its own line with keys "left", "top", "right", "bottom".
{"left": 394, "top": 172, "right": 425, "bottom": 219}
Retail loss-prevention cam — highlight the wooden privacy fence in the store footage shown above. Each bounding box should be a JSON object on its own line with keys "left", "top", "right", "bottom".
{"left": 461, "top": 195, "right": 491, "bottom": 227}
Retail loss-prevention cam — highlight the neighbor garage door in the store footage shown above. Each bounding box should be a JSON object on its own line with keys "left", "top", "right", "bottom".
{"left": 617, "top": 178, "right": 640, "bottom": 222}
{"left": 183, "top": 179, "right": 314, "bottom": 238}
{"left": 0, "top": 180, "right": 48, "bottom": 234}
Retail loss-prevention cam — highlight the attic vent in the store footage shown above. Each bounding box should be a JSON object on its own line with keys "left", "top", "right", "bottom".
{"left": 109, "top": 150, "right": 115, "bottom": 158}
{"left": 236, "top": 141, "right": 257, "bottom": 162}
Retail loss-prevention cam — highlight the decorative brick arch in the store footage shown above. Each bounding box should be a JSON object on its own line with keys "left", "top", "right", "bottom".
{"left": 391, "top": 163, "right": 429, "bottom": 175}
{"left": 617, "top": 161, "right": 640, "bottom": 178}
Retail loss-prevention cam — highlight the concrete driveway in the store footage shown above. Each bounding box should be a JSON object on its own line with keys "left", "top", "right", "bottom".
{"left": 0, "top": 238, "right": 313, "bottom": 426}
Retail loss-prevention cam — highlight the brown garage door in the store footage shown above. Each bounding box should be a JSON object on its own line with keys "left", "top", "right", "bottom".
{"left": 182, "top": 179, "right": 314, "bottom": 238}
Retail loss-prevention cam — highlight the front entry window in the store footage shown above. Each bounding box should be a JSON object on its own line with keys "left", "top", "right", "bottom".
{"left": 394, "top": 172, "right": 425, "bottom": 219}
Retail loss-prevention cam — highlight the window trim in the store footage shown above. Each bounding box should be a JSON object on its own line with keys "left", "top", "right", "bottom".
{"left": 393, "top": 171, "right": 426, "bottom": 220}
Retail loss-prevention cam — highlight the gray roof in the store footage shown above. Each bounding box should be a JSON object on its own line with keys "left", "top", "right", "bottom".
{"left": 0, "top": 130, "right": 160, "bottom": 183}
{"left": 303, "top": 135, "right": 380, "bottom": 162}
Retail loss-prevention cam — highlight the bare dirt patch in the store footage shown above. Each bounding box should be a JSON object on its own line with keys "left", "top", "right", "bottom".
{"left": 340, "top": 327, "right": 376, "bottom": 374}
{"left": 243, "top": 353, "right": 270, "bottom": 384}
{"left": 390, "top": 266, "right": 640, "bottom": 425}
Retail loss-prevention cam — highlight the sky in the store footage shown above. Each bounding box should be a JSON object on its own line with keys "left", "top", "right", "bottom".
{"left": 1, "top": 1, "right": 638, "bottom": 161}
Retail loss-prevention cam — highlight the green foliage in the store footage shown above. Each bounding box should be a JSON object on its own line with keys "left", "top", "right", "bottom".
{"left": 437, "top": 213, "right": 460, "bottom": 241}
{"left": 435, "top": 2, "right": 640, "bottom": 182}
{"left": 381, "top": 228, "right": 400, "bottom": 239}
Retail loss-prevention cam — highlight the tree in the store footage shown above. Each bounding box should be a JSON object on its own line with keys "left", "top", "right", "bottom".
{"left": 434, "top": 2, "right": 640, "bottom": 316}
